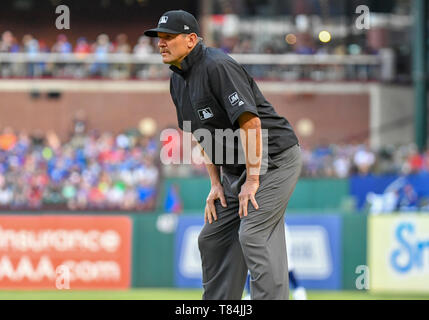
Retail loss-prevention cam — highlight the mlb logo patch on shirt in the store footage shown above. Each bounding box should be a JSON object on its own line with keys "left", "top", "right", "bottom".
{"left": 198, "top": 107, "right": 214, "bottom": 120}
{"left": 228, "top": 92, "right": 240, "bottom": 106}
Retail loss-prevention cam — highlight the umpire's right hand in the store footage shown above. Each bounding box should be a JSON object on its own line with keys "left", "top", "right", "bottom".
{"left": 205, "top": 184, "right": 227, "bottom": 224}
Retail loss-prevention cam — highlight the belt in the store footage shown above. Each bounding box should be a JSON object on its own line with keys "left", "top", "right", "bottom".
{"left": 221, "top": 164, "right": 246, "bottom": 176}
{"left": 221, "top": 143, "right": 299, "bottom": 176}
{"left": 269, "top": 143, "right": 299, "bottom": 158}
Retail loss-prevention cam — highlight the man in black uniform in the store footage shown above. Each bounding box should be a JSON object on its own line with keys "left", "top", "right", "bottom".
{"left": 145, "top": 10, "right": 302, "bottom": 300}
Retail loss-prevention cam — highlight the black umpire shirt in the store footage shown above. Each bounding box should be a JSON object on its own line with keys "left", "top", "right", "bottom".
{"left": 169, "top": 41, "right": 299, "bottom": 174}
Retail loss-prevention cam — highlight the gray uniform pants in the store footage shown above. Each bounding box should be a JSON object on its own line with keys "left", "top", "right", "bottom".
{"left": 198, "top": 144, "right": 302, "bottom": 300}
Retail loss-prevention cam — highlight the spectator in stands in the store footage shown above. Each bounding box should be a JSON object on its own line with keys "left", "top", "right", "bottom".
{"left": 9, "top": 36, "right": 20, "bottom": 53}
{"left": 0, "top": 174, "right": 13, "bottom": 207}
{"left": 424, "top": 150, "right": 429, "bottom": 172}
{"left": 133, "top": 35, "right": 158, "bottom": 79}
{"left": 38, "top": 39, "right": 50, "bottom": 53}
{"left": 73, "top": 37, "right": 91, "bottom": 77}
{"left": 232, "top": 38, "right": 253, "bottom": 54}
{"left": 0, "top": 31, "right": 15, "bottom": 52}
{"left": 22, "top": 34, "right": 41, "bottom": 77}
{"left": 310, "top": 142, "right": 334, "bottom": 176}
{"left": 294, "top": 32, "right": 316, "bottom": 55}
{"left": 74, "top": 37, "right": 91, "bottom": 56}
{"left": 112, "top": 33, "right": 131, "bottom": 78}
{"left": 219, "top": 36, "right": 238, "bottom": 53}
{"left": 51, "top": 34, "right": 72, "bottom": 53}
{"left": 0, "top": 127, "right": 17, "bottom": 151}
{"left": 0, "top": 31, "right": 19, "bottom": 77}
{"left": 353, "top": 144, "right": 376, "bottom": 175}
{"left": 133, "top": 35, "right": 154, "bottom": 57}
{"left": 51, "top": 34, "right": 72, "bottom": 77}
{"left": 90, "top": 33, "right": 113, "bottom": 77}
{"left": 333, "top": 155, "right": 351, "bottom": 178}
{"left": 407, "top": 147, "right": 425, "bottom": 174}
{"left": 22, "top": 34, "right": 39, "bottom": 52}
{"left": 113, "top": 33, "right": 131, "bottom": 53}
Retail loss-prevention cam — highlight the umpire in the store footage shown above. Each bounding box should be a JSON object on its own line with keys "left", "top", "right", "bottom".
{"left": 145, "top": 10, "right": 302, "bottom": 300}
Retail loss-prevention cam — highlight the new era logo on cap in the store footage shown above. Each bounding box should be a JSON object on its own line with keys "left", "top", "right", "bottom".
{"left": 184, "top": 25, "right": 189, "bottom": 30}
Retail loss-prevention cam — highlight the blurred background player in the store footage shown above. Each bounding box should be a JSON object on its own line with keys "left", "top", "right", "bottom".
{"left": 284, "top": 223, "right": 307, "bottom": 300}
{"left": 243, "top": 223, "right": 307, "bottom": 300}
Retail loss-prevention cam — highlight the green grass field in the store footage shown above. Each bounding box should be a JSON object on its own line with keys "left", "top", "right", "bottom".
{"left": 0, "top": 289, "right": 428, "bottom": 300}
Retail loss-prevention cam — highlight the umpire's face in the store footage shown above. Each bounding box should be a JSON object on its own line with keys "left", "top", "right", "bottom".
{"left": 157, "top": 32, "right": 198, "bottom": 67}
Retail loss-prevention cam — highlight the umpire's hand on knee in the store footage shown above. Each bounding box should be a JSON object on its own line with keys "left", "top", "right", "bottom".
{"left": 205, "top": 184, "right": 227, "bottom": 224}
{"left": 238, "top": 179, "right": 259, "bottom": 218}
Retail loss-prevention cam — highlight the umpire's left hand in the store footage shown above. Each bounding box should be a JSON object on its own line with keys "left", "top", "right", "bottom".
{"left": 238, "top": 179, "right": 259, "bottom": 218}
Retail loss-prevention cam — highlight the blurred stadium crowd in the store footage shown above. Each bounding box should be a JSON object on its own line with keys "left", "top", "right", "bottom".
{"left": 0, "top": 31, "right": 155, "bottom": 57}
{"left": 0, "top": 126, "right": 159, "bottom": 211}
{"left": 0, "top": 125, "right": 428, "bottom": 211}
{"left": 300, "top": 143, "right": 429, "bottom": 178}
{"left": 0, "top": 29, "right": 377, "bottom": 57}
{"left": 0, "top": 0, "right": 422, "bottom": 212}
{"left": 0, "top": 30, "right": 165, "bottom": 79}
{"left": 0, "top": 29, "right": 382, "bottom": 81}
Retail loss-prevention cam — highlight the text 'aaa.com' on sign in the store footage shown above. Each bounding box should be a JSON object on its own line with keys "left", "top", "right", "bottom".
{"left": 0, "top": 215, "right": 132, "bottom": 289}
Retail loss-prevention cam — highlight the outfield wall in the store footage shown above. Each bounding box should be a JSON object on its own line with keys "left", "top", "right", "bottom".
{"left": 2, "top": 173, "right": 429, "bottom": 290}
{"left": 0, "top": 211, "right": 366, "bottom": 291}
{"left": 1, "top": 211, "right": 428, "bottom": 292}
{"left": 159, "top": 177, "right": 350, "bottom": 212}
{"left": 159, "top": 173, "right": 429, "bottom": 213}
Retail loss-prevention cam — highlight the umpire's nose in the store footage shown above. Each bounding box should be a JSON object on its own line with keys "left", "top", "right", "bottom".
{"left": 158, "top": 38, "right": 166, "bottom": 48}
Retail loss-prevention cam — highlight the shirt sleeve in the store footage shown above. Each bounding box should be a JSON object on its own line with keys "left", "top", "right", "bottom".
{"left": 208, "top": 59, "right": 259, "bottom": 126}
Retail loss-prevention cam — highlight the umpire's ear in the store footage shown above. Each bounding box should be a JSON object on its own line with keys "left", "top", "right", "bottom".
{"left": 184, "top": 33, "right": 198, "bottom": 49}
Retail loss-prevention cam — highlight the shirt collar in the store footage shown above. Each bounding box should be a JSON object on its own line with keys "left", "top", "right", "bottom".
{"left": 169, "top": 41, "right": 205, "bottom": 77}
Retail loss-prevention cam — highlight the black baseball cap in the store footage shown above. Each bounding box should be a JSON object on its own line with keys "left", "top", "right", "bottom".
{"left": 144, "top": 10, "right": 200, "bottom": 37}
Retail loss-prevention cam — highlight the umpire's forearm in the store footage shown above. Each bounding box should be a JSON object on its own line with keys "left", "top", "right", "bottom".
{"left": 197, "top": 142, "right": 222, "bottom": 187}
{"left": 205, "top": 163, "right": 222, "bottom": 187}
{"left": 238, "top": 112, "right": 262, "bottom": 182}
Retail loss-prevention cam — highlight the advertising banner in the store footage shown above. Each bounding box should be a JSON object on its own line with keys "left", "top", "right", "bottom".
{"left": 174, "top": 216, "right": 204, "bottom": 288}
{"left": 368, "top": 214, "right": 429, "bottom": 292}
{"left": 286, "top": 215, "right": 342, "bottom": 289}
{"left": 174, "top": 214, "right": 342, "bottom": 289}
{"left": 350, "top": 173, "right": 429, "bottom": 210}
{"left": 0, "top": 215, "right": 132, "bottom": 289}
